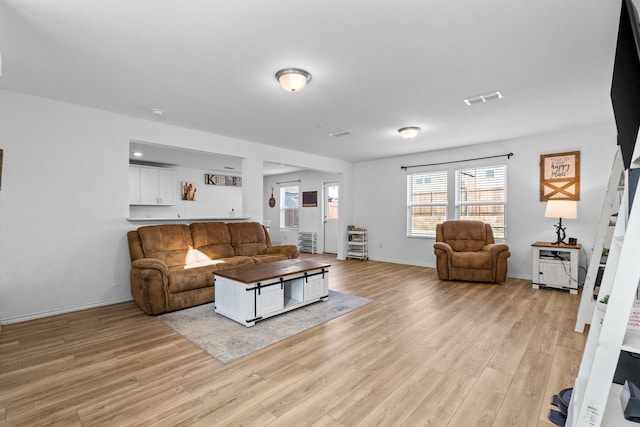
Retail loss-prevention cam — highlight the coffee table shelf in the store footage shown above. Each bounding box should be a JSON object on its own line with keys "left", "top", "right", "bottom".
{"left": 214, "top": 259, "right": 330, "bottom": 327}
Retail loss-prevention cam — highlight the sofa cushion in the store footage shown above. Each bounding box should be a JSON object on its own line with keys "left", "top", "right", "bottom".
{"left": 168, "top": 264, "right": 217, "bottom": 293}
{"left": 190, "top": 222, "right": 235, "bottom": 260}
{"left": 137, "top": 224, "right": 195, "bottom": 268}
{"left": 227, "top": 222, "right": 268, "bottom": 256}
{"left": 212, "top": 256, "right": 256, "bottom": 271}
{"left": 451, "top": 251, "right": 493, "bottom": 269}
{"left": 167, "top": 256, "right": 255, "bottom": 293}
{"left": 251, "top": 254, "right": 288, "bottom": 264}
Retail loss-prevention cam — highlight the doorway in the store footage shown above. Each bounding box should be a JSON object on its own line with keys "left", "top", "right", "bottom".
{"left": 323, "top": 182, "right": 339, "bottom": 254}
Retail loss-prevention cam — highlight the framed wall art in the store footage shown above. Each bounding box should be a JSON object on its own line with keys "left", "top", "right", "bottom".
{"left": 540, "top": 150, "right": 580, "bottom": 201}
{"left": 182, "top": 182, "right": 197, "bottom": 201}
{"left": 302, "top": 191, "right": 318, "bottom": 207}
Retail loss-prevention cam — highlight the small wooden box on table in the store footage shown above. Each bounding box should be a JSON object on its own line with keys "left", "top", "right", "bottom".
{"left": 214, "top": 259, "right": 330, "bottom": 327}
{"left": 531, "top": 241, "right": 581, "bottom": 294}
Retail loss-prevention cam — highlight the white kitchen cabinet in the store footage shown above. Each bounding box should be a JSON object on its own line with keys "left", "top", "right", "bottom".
{"left": 129, "top": 165, "right": 176, "bottom": 206}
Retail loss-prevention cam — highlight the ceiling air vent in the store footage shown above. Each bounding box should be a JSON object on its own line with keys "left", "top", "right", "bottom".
{"left": 329, "top": 130, "right": 352, "bottom": 137}
{"left": 464, "top": 91, "right": 503, "bottom": 106}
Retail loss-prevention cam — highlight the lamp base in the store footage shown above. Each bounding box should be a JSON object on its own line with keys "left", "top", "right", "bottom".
{"left": 552, "top": 218, "right": 567, "bottom": 245}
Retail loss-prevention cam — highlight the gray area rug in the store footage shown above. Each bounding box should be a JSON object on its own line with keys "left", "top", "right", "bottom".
{"left": 158, "top": 290, "right": 372, "bottom": 364}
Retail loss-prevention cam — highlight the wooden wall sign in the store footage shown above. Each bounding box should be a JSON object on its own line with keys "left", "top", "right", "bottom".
{"left": 204, "top": 174, "right": 242, "bottom": 187}
{"left": 540, "top": 150, "right": 580, "bottom": 201}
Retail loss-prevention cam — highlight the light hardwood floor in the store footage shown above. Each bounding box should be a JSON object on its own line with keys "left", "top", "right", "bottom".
{"left": 0, "top": 255, "right": 586, "bottom": 426}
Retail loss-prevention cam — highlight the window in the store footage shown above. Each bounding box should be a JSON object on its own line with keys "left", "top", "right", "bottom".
{"left": 407, "top": 164, "right": 507, "bottom": 238}
{"left": 407, "top": 171, "right": 447, "bottom": 237}
{"left": 457, "top": 165, "right": 506, "bottom": 238}
{"left": 280, "top": 185, "right": 299, "bottom": 230}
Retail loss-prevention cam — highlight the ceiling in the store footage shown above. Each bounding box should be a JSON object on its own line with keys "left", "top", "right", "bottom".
{"left": 0, "top": 0, "right": 624, "bottom": 163}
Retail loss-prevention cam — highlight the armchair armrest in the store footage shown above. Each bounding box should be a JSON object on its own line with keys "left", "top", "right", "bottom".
{"left": 266, "top": 244, "right": 300, "bottom": 259}
{"left": 130, "top": 258, "right": 170, "bottom": 314}
{"left": 433, "top": 241, "right": 453, "bottom": 255}
{"left": 482, "top": 243, "right": 510, "bottom": 257}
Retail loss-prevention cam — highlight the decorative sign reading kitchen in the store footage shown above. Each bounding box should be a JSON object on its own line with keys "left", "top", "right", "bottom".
{"left": 204, "top": 174, "right": 242, "bottom": 187}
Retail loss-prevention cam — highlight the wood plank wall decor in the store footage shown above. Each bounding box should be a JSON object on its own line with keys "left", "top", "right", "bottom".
{"left": 540, "top": 150, "right": 580, "bottom": 201}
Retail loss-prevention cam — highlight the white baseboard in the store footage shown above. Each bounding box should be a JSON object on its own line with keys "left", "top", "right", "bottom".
{"left": 0, "top": 296, "right": 134, "bottom": 326}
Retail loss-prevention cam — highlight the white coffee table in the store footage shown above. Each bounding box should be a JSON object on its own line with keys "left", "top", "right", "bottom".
{"left": 214, "top": 259, "right": 330, "bottom": 327}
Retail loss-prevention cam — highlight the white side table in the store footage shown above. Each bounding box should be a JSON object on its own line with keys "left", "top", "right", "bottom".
{"left": 532, "top": 241, "right": 581, "bottom": 294}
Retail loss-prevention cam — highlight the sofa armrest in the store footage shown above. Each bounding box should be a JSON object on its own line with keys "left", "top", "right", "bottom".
{"left": 266, "top": 244, "right": 300, "bottom": 259}
{"left": 132, "top": 258, "right": 170, "bottom": 276}
{"left": 130, "top": 258, "right": 170, "bottom": 314}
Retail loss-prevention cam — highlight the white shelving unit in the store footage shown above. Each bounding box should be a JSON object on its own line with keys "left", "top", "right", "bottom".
{"left": 575, "top": 149, "right": 625, "bottom": 332}
{"left": 297, "top": 231, "right": 317, "bottom": 254}
{"left": 347, "top": 227, "right": 368, "bottom": 260}
{"left": 566, "top": 164, "right": 640, "bottom": 426}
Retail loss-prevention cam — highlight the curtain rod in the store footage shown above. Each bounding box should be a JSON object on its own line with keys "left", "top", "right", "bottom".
{"left": 400, "top": 152, "right": 513, "bottom": 170}
{"left": 276, "top": 179, "right": 301, "bottom": 185}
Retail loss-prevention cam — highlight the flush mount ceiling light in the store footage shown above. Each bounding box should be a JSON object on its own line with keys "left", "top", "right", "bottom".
{"left": 151, "top": 108, "right": 164, "bottom": 116}
{"left": 398, "top": 126, "right": 421, "bottom": 139}
{"left": 275, "top": 68, "right": 312, "bottom": 92}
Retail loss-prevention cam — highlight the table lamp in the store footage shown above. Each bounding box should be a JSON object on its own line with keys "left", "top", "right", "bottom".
{"left": 545, "top": 200, "right": 577, "bottom": 245}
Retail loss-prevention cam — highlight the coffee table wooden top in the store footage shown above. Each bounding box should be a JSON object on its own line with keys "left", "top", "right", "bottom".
{"left": 214, "top": 259, "right": 331, "bottom": 284}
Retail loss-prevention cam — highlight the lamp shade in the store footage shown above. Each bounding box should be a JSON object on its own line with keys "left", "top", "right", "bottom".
{"left": 545, "top": 200, "right": 577, "bottom": 219}
{"left": 275, "top": 68, "right": 311, "bottom": 92}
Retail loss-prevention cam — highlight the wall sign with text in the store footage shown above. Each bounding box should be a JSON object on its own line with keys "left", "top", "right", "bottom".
{"left": 540, "top": 150, "right": 580, "bottom": 201}
{"left": 204, "top": 174, "right": 242, "bottom": 187}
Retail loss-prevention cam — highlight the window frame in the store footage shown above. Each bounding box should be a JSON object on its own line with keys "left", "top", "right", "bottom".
{"left": 279, "top": 185, "right": 300, "bottom": 231}
{"left": 406, "top": 170, "right": 448, "bottom": 238}
{"left": 406, "top": 160, "right": 507, "bottom": 239}
{"left": 455, "top": 164, "right": 507, "bottom": 239}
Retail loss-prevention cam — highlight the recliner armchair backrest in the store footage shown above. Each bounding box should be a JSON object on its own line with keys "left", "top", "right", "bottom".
{"left": 436, "top": 221, "right": 494, "bottom": 252}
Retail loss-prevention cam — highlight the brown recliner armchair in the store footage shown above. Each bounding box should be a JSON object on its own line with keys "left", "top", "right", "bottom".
{"left": 433, "top": 220, "right": 510, "bottom": 283}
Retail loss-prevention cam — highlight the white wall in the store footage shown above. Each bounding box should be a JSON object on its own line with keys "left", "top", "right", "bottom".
{"left": 0, "top": 86, "right": 617, "bottom": 324}
{"left": 129, "top": 165, "right": 243, "bottom": 219}
{"left": 0, "top": 89, "right": 352, "bottom": 324}
{"left": 353, "top": 124, "right": 618, "bottom": 280}
{"left": 263, "top": 170, "right": 343, "bottom": 256}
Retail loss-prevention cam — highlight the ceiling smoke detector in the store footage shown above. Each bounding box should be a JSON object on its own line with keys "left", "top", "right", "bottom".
{"left": 464, "top": 91, "right": 503, "bottom": 106}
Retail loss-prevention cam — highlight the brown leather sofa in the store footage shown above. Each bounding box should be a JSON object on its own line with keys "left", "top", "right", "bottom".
{"left": 433, "top": 220, "right": 510, "bottom": 283}
{"left": 127, "top": 221, "right": 299, "bottom": 314}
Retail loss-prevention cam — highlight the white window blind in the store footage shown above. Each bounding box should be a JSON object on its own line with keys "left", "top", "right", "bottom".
{"left": 407, "top": 164, "right": 507, "bottom": 238}
{"left": 407, "top": 170, "right": 447, "bottom": 236}
{"left": 456, "top": 165, "right": 506, "bottom": 238}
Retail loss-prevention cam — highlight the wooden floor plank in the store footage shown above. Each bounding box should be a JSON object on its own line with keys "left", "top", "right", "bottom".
{"left": 0, "top": 254, "right": 586, "bottom": 426}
